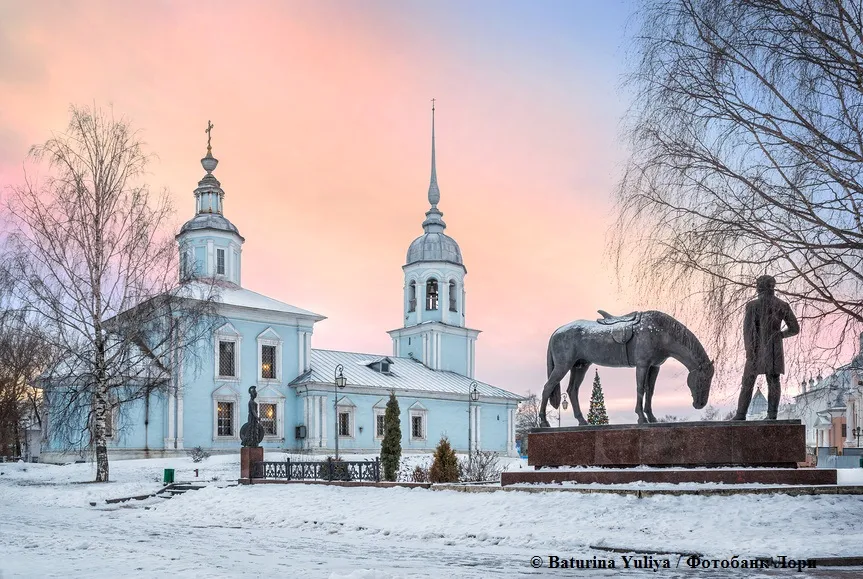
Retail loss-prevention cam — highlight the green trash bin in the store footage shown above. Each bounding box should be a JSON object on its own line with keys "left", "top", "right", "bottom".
{"left": 163, "top": 468, "right": 175, "bottom": 484}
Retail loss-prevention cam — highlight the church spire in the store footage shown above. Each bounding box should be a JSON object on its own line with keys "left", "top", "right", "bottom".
{"left": 421, "top": 100, "right": 446, "bottom": 234}
{"left": 428, "top": 99, "right": 440, "bottom": 207}
{"left": 195, "top": 120, "right": 223, "bottom": 215}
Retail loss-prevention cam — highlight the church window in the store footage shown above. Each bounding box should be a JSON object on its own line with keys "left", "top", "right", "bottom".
{"left": 256, "top": 329, "right": 282, "bottom": 382}
{"left": 261, "top": 345, "right": 276, "bottom": 379}
{"left": 216, "top": 248, "right": 225, "bottom": 275}
{"left": 408, "top": 281, "right": 417, "bottom": 312}
{"left": 426, "top": 279, "right": 439, "bottom": 310}
{"left": 218, "top": 340, "right": 237, "bottom": 377}
{"left": 259, "top": 403, "right": 277, "bottom": 436}
{"left": 375, "top": 411, "right": 386, "bottom": 439}
{"left": 409, "top": 404, "right": 427, "bottom": 441}
{"left": 338, "top": 411, "right": 351, "bottom": 437}
{"left": 410, "top": 414, "right": 426, "bottom": 441}
{"left": 449, "top": 280, "right": 458, "bottom": 312}
{"left": 217, "top": 402, "right": 234, "bottom": 436}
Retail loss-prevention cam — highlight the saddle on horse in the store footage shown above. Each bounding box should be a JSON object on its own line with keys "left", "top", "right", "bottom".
{"left": 596, "top": 310, "right": 642, "bottom": 345}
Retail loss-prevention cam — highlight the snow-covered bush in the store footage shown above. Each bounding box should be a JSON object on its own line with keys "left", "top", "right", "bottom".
{"left": 186, "top": 446, "right": 210, "bottom": 463}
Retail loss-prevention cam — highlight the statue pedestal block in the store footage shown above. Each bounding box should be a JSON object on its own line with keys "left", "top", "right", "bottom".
{"left": 527, "top": 420, "right": 805, "bottom": 469}
{"left": 501, "top": 468, "right": 836, "bottom": 486}
{"left": 239, "top": 446, "right": 264, "bottom": 483}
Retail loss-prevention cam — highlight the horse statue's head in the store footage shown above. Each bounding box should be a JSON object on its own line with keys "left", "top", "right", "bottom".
{"left": 687, "top": 360, "right": 714, "bottom": 409}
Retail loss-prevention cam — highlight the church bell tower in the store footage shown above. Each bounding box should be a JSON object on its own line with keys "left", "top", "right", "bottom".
{"left": 387, "top": 103, "right": 480, "bottom": 377}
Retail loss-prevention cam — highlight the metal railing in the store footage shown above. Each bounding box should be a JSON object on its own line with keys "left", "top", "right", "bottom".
{"left": 253, "top": 457, "right": 381, "bottom": 482}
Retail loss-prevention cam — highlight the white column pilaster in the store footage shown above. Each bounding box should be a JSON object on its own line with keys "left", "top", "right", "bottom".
{"left": 305, "top": 333, "right": 311, "bottom": 372}
{"left": 506, "top": 408, "right": 512, "bottom": 454}
{"left": 165, "top": 390, "right": 175, "bottom": 449}
{"left": 476, "top": 406, "right": 481, "bottom": 451}
{"left": 441, "top": 281, "right": 449, "bottom": 325}
{"left": 176, "top": 393, "right": 184, "bottom": 450}
{"left": 206, "top": 240, "right": 214, "bottom": 276}
{"left": 319, "top": 395, "right": 327, "bottom": 449}
{"left": 303, "top": 394, "right": 315, "bottom": 448}
{"left": 416, "top": 282, "right": 424, "bottom": 324}
{"left": 298, "top": 334, "right": 304, "bottom": 376}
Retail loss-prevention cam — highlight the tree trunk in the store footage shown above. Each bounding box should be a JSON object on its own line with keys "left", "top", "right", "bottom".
{"left": 93, "top": 338, "right": 109, "bottom": 482}
{"left": 144, "top": 388, "right": 150, "bottom": 457}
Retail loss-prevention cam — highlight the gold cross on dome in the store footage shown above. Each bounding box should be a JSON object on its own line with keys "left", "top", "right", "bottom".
{"left": 205, "top": 120, "right": 214, "bottom": 151}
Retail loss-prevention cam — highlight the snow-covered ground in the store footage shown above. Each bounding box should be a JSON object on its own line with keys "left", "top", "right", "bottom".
{"left": 2, "top": 454, "right": 862, "bottom": 578}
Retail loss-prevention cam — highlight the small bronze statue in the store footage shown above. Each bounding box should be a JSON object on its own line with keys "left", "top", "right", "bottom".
{"left": 240, "top": 385, "right": 265, "bottom": 447}
{"left": 733, "top": 275, "right": 799, "bottom": 420}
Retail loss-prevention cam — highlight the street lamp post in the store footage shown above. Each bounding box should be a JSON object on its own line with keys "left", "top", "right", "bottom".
{"left": 854, "top": 426, "right": 862, "bottom": 448}
{"left": 560, "top": 394, "right": 568, "bottom": 428}
{"left": 468, "top": 381, "right": 479, "bottom": 461}
{"left": 333, "top": 364, "right": 347, "bottom": 461}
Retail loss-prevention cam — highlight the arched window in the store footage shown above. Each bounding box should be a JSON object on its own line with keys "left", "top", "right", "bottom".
{"left": 426, "top": 278, "right": 439, "bottom": 311}
{"left": 448, "top": 280, "right": 458, "bottom": 312}
{"left": 408, "top": 281, "right": 417, "bottom": 312}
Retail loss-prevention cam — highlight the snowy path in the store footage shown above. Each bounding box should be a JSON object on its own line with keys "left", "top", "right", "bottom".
{"left": 3, "top": 496, "right": 861, "bottom": 579}
{"left": 0, "top": 496, "right": 577, "bottom": 578}
{"left": 1, "top": 484, "right": 862, "bottom": 579}
{"left": 3, "top": 457, "right": 863, "bottom": 578}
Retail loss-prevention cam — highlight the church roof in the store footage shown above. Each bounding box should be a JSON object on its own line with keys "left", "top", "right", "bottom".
{"left": 290, "top": 349, "right": 523, "bottom": 401}
{"left": 176, "top": 281, "right": 325, "bottom": 320}
{"left": 747, "top": 387, "right": 768, "bottom": 417}
{"left": 178, "top": 213, "right": 243, "bottom": 238}
{"left": 406, "top": 231, "right": 463, "bottom": 265}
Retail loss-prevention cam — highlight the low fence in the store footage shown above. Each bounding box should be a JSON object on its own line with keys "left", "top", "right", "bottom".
{"left": 253, "top": 457, "right": 381, "bottom": 482}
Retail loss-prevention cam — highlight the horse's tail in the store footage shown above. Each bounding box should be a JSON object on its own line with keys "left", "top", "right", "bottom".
{"left": 547, "top": 335, "right": 561, "bottom": 409}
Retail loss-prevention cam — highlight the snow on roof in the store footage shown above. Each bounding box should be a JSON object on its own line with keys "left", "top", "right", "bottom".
{"left": 290, "top": 349, "right": 524, "bottom": 401}
{"left": 177, "top": 281, "right": 325, "bottom": 320}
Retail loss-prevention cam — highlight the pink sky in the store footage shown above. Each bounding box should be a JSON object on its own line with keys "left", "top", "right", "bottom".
{"left": 0, "top": 1, "right": 741, "bottom": 422}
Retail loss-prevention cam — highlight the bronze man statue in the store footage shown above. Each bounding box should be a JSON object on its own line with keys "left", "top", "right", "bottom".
{"left": 733, "top": 275, "right": 799, "bottom": 420}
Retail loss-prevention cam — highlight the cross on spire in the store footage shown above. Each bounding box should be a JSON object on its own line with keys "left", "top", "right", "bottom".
{"left": 205, "top": 120, "right": 214, "bottom": 153}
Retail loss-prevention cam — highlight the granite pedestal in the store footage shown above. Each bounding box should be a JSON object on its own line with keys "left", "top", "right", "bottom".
{"left": 505, "top": 420, "right": 820, "bottom": 487}
{"left": 501, "top": 468, "right": 836, "bottom": 486}
{"left": 528, "top": 420, "right": 805, "bottom": 468}
{"left": 239, "top": 446, "right": 264, "bottom": 484}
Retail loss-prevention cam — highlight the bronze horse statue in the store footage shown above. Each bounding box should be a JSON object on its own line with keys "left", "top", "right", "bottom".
{"left": 539, "top": 310, "right": 714, "bottom": 427}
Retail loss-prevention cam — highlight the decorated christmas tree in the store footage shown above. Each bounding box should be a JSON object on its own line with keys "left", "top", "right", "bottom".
{"left": 587, "top": 370, "right": 609, "bottom": 425}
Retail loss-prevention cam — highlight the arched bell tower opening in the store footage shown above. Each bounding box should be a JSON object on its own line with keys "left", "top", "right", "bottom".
{"left": 388, "top": 102, "right": 479, "bottom": 377}
{"left": 426, "top": 279, "right": 439, "bottom": 311}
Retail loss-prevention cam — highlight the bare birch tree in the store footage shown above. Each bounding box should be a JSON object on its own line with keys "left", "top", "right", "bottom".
{"left": 612, "top": 0, "right": 863, "bottom": 381}
{"left": 5, "top": 105, "right": 218, "bottom": 481}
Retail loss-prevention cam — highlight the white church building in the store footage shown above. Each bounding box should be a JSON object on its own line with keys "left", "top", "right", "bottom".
{"left": 42, "top": 107, "right": 523, "bottom": 461}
